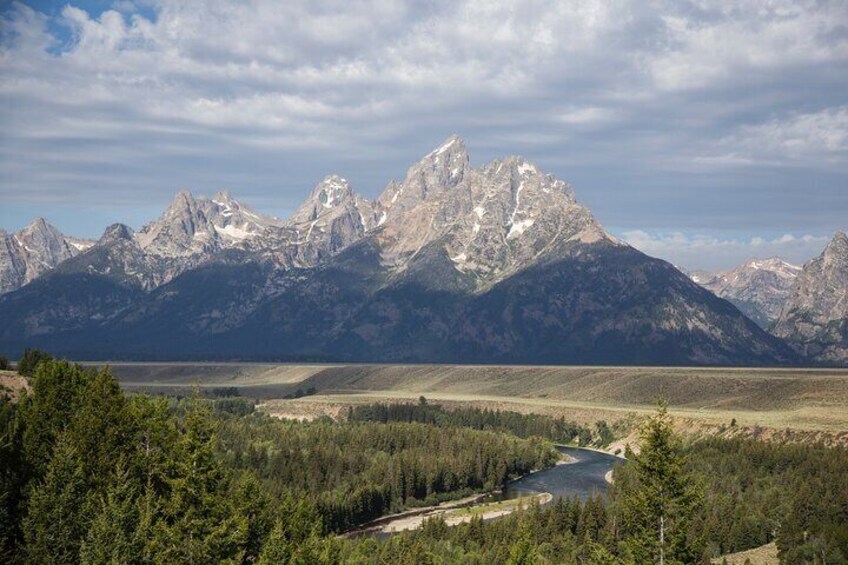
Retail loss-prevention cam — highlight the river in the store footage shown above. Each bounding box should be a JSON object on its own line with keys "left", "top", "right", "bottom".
{"left": 345, "top": 446, "right": 622, "bottom": 536}
{"left": 497, "top": 446, "right": 622, "bottom": 501}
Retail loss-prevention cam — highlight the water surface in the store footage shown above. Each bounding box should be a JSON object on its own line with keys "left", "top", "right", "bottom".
{"left": 499, "top": 446, "right": 621, "bottom": 501}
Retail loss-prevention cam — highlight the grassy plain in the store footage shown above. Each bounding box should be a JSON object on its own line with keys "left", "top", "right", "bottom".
{"left": 98, "top": 362, "right": 848, "bottom": 443}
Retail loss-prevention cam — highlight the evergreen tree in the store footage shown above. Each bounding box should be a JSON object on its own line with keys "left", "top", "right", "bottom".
{"left": 64, "top": 366, "right": 133, "bottom": 492}
{"left": 16, "top": 349, "right": 52, "bottom": 379}
{"left": 0, "top": 398, "right": 25, "bottom": 562}
{"left": 230, "top": 472, "right": 275, "bottom": 562}
{"left": 258, "top": 496, "right": 328, "bottom": 565}
{"left": 257, "top": 520, "right": 293, "bottom": 564}
{"left": 79, "top": 462, "right": 144, "bottom": 565}
{"left": 127, "top": 395, "right": 178, "bottom": 499}
{"left": 506, "top": 522, "right": 538, "bottom": 565}
{"left": 19, "top": 360, "right": 89, "bottom": 479}
{"left": 23, "top": 438, "right": 90, "bottom": 565}
{"left": 617, "top": 400, "right": 703, "bottom": 565}
{"left": 146, "top": 398, "right": 247, "bottom": 564}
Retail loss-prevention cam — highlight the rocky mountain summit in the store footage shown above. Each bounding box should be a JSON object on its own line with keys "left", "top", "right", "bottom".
{"left": 691, "top": 258, "right": 802, "bottom": 328}
{"left": 371, "top": 137, "right": 613, "bottom": 291}
{"left": 0, "top": 136, "right": 808, "bottom": 365}
{"left": 0, "top": 219, "right": 93, "bottom": 295}
{"left": 135, "top": 189, "right": 284, "bottom": 259}
{"left": 772, "top": 232, "right": 848, "bottom": 363}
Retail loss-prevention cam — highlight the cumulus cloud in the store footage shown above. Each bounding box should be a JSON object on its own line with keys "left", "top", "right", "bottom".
{"left": 621, "top": 230, "right": 832, "bottom": 271}
{"left": 0, "top": 0, "right": 846, "bottom": 262}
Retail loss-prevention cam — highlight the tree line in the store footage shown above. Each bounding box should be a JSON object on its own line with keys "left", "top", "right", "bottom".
{"left": 347, "top": 399, "right": 616, "bottom": 448}
{"left": 217, "top": 415, "right": 558, "bottom": 532}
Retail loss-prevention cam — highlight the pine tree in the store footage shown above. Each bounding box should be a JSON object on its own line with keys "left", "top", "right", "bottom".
{"left": 19, "top": 360, "right": 89, "bottom": 479}
{"left": 257, "top": 520, "right": 293, "bottom": 564}
{"left": 230, "top": 472, "right": 275, "bottom": 562}
{"left": 16, "top": 349, "right": 52, "bottom": 379}
{"left": 79, "top": 462, "right": 144, "bottom": 565}
{"left": 23, "top": 438, "right": 90, "bottom": 565}
{"left": 617, "top": 400, "right": 703, "bottom": 565}
{"left": 146, "top": 398, "right": 247, "bottom": 564}
{"left": 64, "top": 366, "right": 133, "bottom": 492}
{"left": 127, "top": 395, "right": 177, "bottom": 499}
{"left": 506, "top": 521, "right": 539, "bottom": 565}
{"left": 258, "top": 496, "right": 328, "bottom": 565}
{"left": 0, "top": 398, "right": 25, "bottom": 562}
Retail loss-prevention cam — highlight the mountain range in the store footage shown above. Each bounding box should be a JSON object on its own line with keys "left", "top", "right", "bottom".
{"left": 690, "top": 235, "right": 848, "bottom": 363}
{"left": 0, "top": 136, "right": 842, "bottom": 365}
{"left": 690, "top": 258, "right": 802, "bottom": 328}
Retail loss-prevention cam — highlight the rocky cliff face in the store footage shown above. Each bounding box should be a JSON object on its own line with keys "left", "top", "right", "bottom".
{"left": 691, "top": 258, "right": 801, "bottom": 328}
{"left": 0, "top": 219, "right": 93, "bottom": 295}
{"left": 375, "top": 135, "right": 470, "bottom": 222}
{"left": 362, "top": 137, "right": 614, "bottom": 292}
{"left": 135, "top": 189, "right": 284, "bottom": 258}
{"left": 772, "top": 232, "right": 848, "bottom": 363}
{"left": 257, "top": 175, "right": 375, "bottom": 269}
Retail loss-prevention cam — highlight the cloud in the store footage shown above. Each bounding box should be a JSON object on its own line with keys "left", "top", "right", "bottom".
{"left": 621, "top": 230, "right": 832, "bottom": 271}
{"left": 717, "top": 107, "right": 848, "bottom": 164}
{"left": 0, "top": 0, "right": 846, "bottom": 245}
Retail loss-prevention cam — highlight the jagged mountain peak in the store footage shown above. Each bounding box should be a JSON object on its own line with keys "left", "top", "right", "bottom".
{"left": 1, "top": 139, "right": 606, "bottom": 297}
{"left": 821, "top": 231, "right": 848, "bottom": 272}
{"left": 16, "top": 218, "right": 69, "bottom": 247}
{"left": 376, "top": 135, "right": 470, "bottom": 219}
{"left": 480, "top": 155, "right": 576, "bottom": 203}
{"left": 22, "top": 217, "right": 54, "bottom": 232}
{"left": 135, "top": 190, "right": 207, "bottom": 256}
{"left": 315, "top": 174, "right": 352, "bottom": 203}
{"left": 691, "top": 256, "right": 802, "bottom": 328}
{"left": 15, "top": 218, "right": 74, "bottom": 248}
{"left": 0, "top": 217, "right": 96, "bottom": 294}
{"left": 206, "top": 191, "right": 282, "bottom": 233}
{"left": 290, "top": 175, "right": 357, "bottom": 225}
{"left": 99, "top": 223, "right": 135, "bottom": 244}
{"left": 135, "top": 189, "right": 281, "bottom": 258}
{"left": 212, "top": 189, "right": 234, "bottom": 201}
{"left": 277, "top": 175, "right": 376, "bottom": 267}
{"left": 424, "top": 134, "right": 466, "bottom": 157}
{"left": 370, "top": 140, "right": 613, "bottom": 289}
{"left": 824, "top": 231, "right": 848, "bottom": 257}
{"left": 169, "top": 189, "right": 198, "bottom": 210}
{"left": 0, "top": 136, "right": 810, "bottom": 366}
{"left": 15, "top": 218, "right": 66, "bottom": 248}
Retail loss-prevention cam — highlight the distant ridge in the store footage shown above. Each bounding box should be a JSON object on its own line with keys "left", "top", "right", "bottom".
{"left": 773, "top": 232, "right": 848, "bottom": 364}
{"left": 690, "top": 258, "right": 801, "bottom": 328}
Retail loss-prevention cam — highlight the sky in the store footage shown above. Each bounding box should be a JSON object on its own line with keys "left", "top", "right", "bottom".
{"left": 0, "top": 0, "right": 846, "bottom": 271}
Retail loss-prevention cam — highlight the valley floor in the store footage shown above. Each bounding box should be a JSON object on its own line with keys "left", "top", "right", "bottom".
{"left": 101, "top": 362, "right": 848, "bottom": 445}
